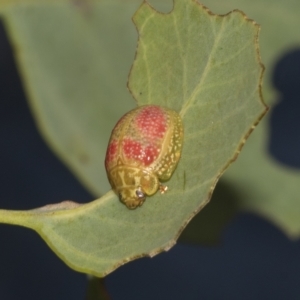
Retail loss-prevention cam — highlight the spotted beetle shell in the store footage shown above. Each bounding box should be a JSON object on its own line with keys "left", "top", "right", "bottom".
{"left": 105, "top": 105, "right": 183, "bottom": 209}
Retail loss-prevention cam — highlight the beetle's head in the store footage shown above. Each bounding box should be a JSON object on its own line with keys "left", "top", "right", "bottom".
{"left": 118, "top": 187, "right": 146, "bottom": 209}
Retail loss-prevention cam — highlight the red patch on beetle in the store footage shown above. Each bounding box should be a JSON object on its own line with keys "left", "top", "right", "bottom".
{"left": 122, "top": 138, "right": 142, "bottom": 160}
{"left": 143, "top": 145, "right": 160, "bottom": 165}
{"left": 135, "top": 106, "right": 167, "bottom": 141}
{"left": 122, "top": 138, "right": 160, "bottom": 166}
{"left": 105, "top": 140, "right": 118, "bottom": 168}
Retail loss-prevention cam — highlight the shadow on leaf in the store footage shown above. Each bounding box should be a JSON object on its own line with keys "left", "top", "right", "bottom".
{"left": 179, "top": 180, "right": 239, "bottom": 246}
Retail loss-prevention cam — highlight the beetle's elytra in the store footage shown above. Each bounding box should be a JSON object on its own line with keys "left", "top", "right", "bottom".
{"left": 105, "top": 105, "right": 183, "bottom": 209}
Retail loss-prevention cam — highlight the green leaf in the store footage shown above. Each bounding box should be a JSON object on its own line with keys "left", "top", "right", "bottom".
{"left": 201, "top": 0, "right": 300, "bottom": 105}
{"left": 2, "top": 0, "right": 140, "bottom": 196}
{"left": 0, "top": 0, "right": 266, "bottom": 275}
{"left": 200, "top": 0, "right": 300, "bottom": 238}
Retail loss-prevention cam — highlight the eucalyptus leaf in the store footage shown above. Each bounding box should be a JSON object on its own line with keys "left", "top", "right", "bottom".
{"left": 0, "top": 0, "right": 266, "bottom": 275}
{"left": 2, "top": 0, "right": 140, "bottom": 196}
{"left": 201, "top": 0, "right": 300, "bottom": 238}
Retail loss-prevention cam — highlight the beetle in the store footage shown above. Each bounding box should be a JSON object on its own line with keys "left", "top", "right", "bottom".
{"left": 105, "top": 105, "right": 183, "bottom": 209}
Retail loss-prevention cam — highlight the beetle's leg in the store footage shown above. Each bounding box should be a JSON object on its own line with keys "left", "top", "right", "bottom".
{"left": 159, "top": 183, "right": 168, "bottom": 194}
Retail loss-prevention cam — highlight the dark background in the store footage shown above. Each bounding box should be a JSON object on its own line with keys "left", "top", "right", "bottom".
{"left": 0, "top": 18, "right": 300, "bottom": 299}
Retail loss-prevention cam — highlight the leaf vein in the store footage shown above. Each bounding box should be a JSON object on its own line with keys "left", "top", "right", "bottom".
{"left": 180, "top": 18, "right": 226, "bottom": 117}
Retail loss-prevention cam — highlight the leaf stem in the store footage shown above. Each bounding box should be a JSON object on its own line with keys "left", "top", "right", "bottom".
{"left": 0, "top": 209, "right": 37, "bottom": 229}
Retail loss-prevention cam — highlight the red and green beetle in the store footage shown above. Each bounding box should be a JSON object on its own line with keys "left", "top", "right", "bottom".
{"left": 105, "top": 105, "right": 183, "bottom": 209}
